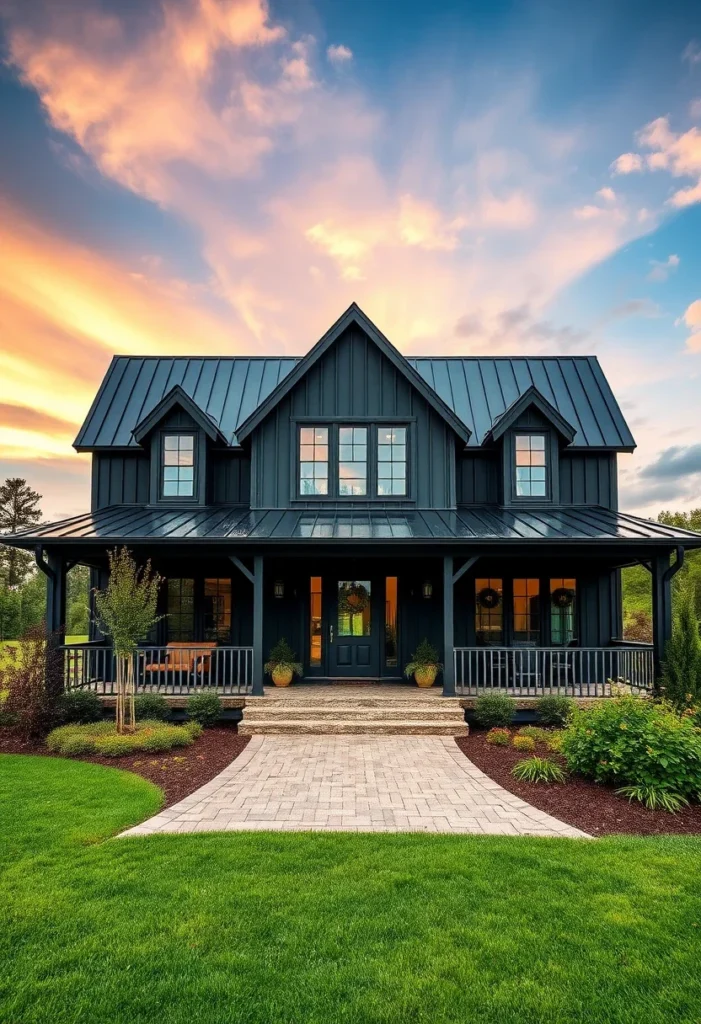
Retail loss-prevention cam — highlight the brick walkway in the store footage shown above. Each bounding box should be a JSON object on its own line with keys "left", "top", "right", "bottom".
{"left": 122, "top": 735, "right": 588, "bottom": 838}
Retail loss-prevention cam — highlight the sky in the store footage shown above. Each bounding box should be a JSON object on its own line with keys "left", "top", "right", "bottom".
{"left": 1, "top": 0, "right": 701, "bottom": 521}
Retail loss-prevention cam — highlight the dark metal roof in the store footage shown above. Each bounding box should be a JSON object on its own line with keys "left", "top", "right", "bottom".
{"left": 7, "top": 505, "right": 700, "bottom": 547}
{"left": 74, "top": 351, "right": 635, "bottom": 451}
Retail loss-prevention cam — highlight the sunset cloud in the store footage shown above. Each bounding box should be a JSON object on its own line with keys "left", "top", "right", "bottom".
{"left": 327, "top": 44, "right": 353, "bottom": 65}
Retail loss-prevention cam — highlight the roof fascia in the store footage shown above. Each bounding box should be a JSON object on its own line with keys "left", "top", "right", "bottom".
{"left": 483, "top": 386, "right": 576, "bottom": 445}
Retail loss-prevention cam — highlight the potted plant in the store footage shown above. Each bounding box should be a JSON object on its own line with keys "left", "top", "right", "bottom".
{"left": 264, "top": 638, "right": 303, "bottom": 687}
{"left": 404, "top": 638, "right": 442, "bottom": 688}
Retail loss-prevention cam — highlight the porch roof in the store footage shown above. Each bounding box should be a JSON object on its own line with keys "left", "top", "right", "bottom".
{"left": 7, "top": 504, "right": 701, "bottom": 548}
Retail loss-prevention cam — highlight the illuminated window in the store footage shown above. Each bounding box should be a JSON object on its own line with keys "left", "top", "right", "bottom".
{"left": 475, "top": 578, "right": 503, "bottom": 645}
{"left": 377, "top": 426, "right": 406, "bottom": 496}
{"left": 162, "top": 434, "right": 195, "bottom": 497}
{"left": 310, "top": 577, "right": 322, "bottom": 666}
{"left": 513, "top": 578, "right": 540, "bottom": 643}
{"left": 338, "top": 427, "right": 367, "bottom": 496}
{"left": 515, "top": 435, "right": 547, "bottom": 497}
{"left": 550, "top": 578, "right": 576, "bottom": 645}
{"left": 167, "top": 579, "right": 194, "bottom": 641}
{"left": 385, "top": 576, "right": 398, "bottom": 667}
{"left": 299, "top": 427, "right": 329, "bottom": 495}
{"left": 204, "top": 578, "right": 231, "bottom": 642}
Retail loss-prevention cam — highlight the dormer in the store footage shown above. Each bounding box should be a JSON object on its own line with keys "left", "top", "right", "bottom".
{"left": 132, "top": 386, "right": 228, "bottom": 505}
{"left": 482, "top": 386, "right": 576, "bottom": 506}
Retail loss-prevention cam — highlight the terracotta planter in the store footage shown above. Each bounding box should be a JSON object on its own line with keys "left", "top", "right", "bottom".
{"left": 271, "top": 666, "right": 294, "bottom": 687}
{"left": 414, "top": 666, "right": 438, "bottom": 688}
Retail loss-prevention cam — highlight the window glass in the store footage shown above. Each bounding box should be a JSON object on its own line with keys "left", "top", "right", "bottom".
{"left": 550, "top": 578, "right": 576, "bottom": 646}
{"left": 475, "top": 578, "right": 503, "bottom": 645}
{"left": 167, "top": 578, "right": 195, "bottom": 641}
{"left": 310, "top": 577, "right": 322, "bottom": 666}
{"left": 338, "top": 426, "right": 367, "bottom": 496}
{"left": 514, "top": 434, "right": 547, "bottom": 497}
{"left": 163, "top": 434, "right": 195, "bottom": 497}
{"left": 513, "top": 578, "right": 540, "bottom": 643}
{"left": 299, "top": 426, "right": 329, "bottom": 495}
{"left": 385, "top": 576, "right": 398, "bottom": 667}
{"left": 204, "top": 578, "right": 231, "bottom": 642}
{"left": 377, "top": 426, "right": 407, "bottom": 496}
{"left": 338, "top": 580, "right": 371, "bottom": 637}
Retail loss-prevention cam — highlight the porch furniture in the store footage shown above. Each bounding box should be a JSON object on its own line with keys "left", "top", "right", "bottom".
{"left": 142, "top": 642, "right": 217, "bottom": 682}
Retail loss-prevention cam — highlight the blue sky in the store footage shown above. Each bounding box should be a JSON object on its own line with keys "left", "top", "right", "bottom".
{"left": 0, "top": 0, "right": 700, "bottom": 518}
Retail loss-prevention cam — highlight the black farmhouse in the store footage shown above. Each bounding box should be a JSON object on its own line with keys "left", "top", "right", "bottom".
{"left": 5, "top": 304, "right": 701, "bottom": 699}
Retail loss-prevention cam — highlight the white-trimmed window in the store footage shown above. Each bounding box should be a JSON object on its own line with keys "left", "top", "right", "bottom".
{"left": 338, "top": 427, "right": 367, "bottom": 496}
{"left": 162, "top": 434, "right": 195, "bottom": 497}
{"left": 377, "top": 426, "right": 407, "bottom": 496}
{"left": 515, "top": 434, "right": 547, "bottom": 497}
{"left": 299, "top": 426, "right": 329, "bottom": 495}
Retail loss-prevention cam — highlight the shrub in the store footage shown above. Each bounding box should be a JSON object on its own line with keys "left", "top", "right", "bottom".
{"left": 560, "top": 695, "right": 701, "bottom": 805}
{"left": 512, "top": 734, "right": 536, "bottom": 752}
{"left": 473, "top": 693, "right": 515, "bottom": 729}
{"left": 518, "top": 726, "right": 551, "bottom": 743}
{"left": 546, "top": 731, "right": 564, "bottom": 753}
{"left": 512, "top": 757, "right": 567, "bottom": 784}
{"left": 3, "top": 624, "right": 62, "bottom": 739}
{"left": 59, "top": 735, "right": 97, "bottom": 756}
{"left": 663, "top": 585, "right": 701, "bottom": 708}
{"left": 187, "top": 692, "right": 222, "bottom": 727}
{"left": 95, "top": 733, "right": 140, "bottom": 757}
{"left": 46, "top": 720, "right": 196, "bottom": 757}
{"left": 133, "top": 693, "right": 170, "bottom": 721}
{"left": 535, "top": 695, "right": 575, "bottom": 727}
{"left": 57, "top": 689, "right": 103, "bottom": 725}
{"left": 183, "top": 720, "right": 203, "bottom": 740}
{"left": 0, "top": 687, "right": 15, "bottom": 728}
{"left": 486, "top": 727, "right": 511, "bottom": 746}
{"left": 617, "top": 784, "right": 689, "bottom": 813}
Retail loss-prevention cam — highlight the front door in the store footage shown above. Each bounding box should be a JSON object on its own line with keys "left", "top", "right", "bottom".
{"left": 327, "top": 578, "right": 378, "bottom": 677}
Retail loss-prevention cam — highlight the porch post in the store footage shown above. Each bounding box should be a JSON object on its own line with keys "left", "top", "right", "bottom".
{"left": 45, "top": 551, "right": 67, "bottom": 698}
{"left": 442, "top": 554, "right": 455, "bottom": 696}
{"left": 252, "top": 554, "right": 264, "bottom": 695}
{"left": 651, "top": 552, "right": 672, "bottom": 683}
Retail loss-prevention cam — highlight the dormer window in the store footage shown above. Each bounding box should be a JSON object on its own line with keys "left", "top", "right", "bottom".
{"left": 515, "top": 434, "right": 547, "bottom": 497}
{"left": 162, "top": 434, "right": 195, "bottom": 498}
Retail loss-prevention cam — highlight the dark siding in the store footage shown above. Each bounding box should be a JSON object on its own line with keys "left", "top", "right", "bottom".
{"left": 456, "top": 454, "right": 499, "bottom": 503}
{"left": 210, "top": 453, "right": 251, "bottom": 504}
{"left": 560, "top": 452, "right": 618, "bottom": 509}
{"left": 92, "top": 454, "right": 150, "bottom": 510}
{"left": 250, "top": 324, "right": 458, "bottom": 508}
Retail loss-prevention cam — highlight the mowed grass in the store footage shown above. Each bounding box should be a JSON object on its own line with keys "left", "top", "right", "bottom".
{"left": 1, "top": 755, "right": 701, "bottom": 1024}
{"left": 0, "top": 636, "right": 89, "bottom": 669}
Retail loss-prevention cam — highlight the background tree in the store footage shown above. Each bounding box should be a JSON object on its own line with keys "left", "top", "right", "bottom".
{"left": 66, "top": 564, "right": 90, "bottom": 638}
{"left": 94, "top": 547, "right": 162, "bottom": 733}
{"left": 662, "top": 582, "right": 701, "bottom": 707}
{"left": 0, "top": 479, "right": 42, "bottom": 587}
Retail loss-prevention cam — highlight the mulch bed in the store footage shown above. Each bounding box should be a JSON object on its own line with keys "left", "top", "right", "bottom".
{"left": 456, "top": 732, "right": 701, "bottom": 836}
{"left": 0, "top": 727, "right": 250, "bottom": 809}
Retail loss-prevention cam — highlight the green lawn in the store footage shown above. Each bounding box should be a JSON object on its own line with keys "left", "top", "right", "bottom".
{"left": 0, "top": 636, "right": 89, "bottom": 670}
{"left": 1, "top": 755, "right": 701, "bottom": 1023}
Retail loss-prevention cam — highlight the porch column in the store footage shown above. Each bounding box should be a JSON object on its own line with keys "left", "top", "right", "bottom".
{"left": 252, "top": 554, "right": 264, "bottom": 696}
{"left": 651, "top": 548, "right": 684, "bottom": 683}
{"left": 442, "top": 554, "right": 455, "bottom": 696}
{"left": 41, "top": 550, "right": 67, "bottom": 698}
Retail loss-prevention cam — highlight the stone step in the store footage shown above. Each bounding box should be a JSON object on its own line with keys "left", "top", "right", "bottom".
{"left": 242, "top": 705, "right": 465, "bottom": 722}
{"left": 238, "top": 719, "right": 469, "bottom": 736}
{"left": 250, "top": 695, "right": 460, "bottom": 709}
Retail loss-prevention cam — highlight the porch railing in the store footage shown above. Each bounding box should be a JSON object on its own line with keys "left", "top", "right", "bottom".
{"left": 62, "top": 645, "right": 254, "bottom": 696}
{"left": 453, "top": 646, "right": 655, "bottom": 697}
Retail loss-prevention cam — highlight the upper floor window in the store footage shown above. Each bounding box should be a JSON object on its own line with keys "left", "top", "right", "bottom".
{"left": 338, "top": 427, "right": 367, "bottom": 495}
{"left": 377, "top": 426, "right": 407, "bottom": 496}
{"left": 299, "top": 426, "right": 329, "bottom": 495}
{"left": 514, "top": 434, "right": 546, "bottom": 497}
{"left": 163, "top": 434, "right": 195, "bottom": 497}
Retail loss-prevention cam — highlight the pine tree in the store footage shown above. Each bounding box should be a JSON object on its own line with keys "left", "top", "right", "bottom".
{"left": 662, "top": 584, "right": 701, "bottom": 707}
{"left": 0, "top": 478, "right": 42, "bottom": 587}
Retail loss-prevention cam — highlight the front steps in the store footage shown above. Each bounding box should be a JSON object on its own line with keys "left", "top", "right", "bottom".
{"left": 238, "top": 685, "right": 469, "bottom": 736}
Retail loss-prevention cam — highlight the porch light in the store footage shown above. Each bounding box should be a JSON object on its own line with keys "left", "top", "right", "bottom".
{"left": 422, "top": 580, "right": 433, "bottom": 599}
{"left": 274, "top": 580, "right": 284, "bottom": 599}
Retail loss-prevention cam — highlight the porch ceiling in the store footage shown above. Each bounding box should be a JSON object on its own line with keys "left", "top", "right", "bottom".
{"left": 5, "top": 504, "right": 701, "bottom": 548}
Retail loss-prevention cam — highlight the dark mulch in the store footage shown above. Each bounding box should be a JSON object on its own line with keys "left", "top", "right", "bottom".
{"left": 0, "top": 727, "right": 250, "bottom": 809}
{"left": 456, "top": 732, "right": 701, "bottom": 837}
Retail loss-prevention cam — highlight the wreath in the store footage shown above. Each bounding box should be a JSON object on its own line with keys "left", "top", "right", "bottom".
{"left": 477, "top": 587, "right": 501, "bottom": 610}
{"left": 339, "top": 582, "right": 370, "bottom": 615}
{"left": 551, "top": 587, "right": 575, "bottom": 609}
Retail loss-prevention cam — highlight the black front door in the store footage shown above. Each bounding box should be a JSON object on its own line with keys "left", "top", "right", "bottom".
{"left": 326, "top": 578, "right": 379, "bottom": 677}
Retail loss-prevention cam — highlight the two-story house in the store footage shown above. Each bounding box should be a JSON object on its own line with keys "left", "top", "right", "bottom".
{"left": 6, "top": 304, "right": 701, "bottom": 699}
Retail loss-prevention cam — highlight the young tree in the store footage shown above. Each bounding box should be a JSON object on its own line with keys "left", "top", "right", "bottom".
{"left": 663, "top": 583, "right": 701, "bottom": 707}
{"left": 0, "top": 478, "right": 42, "bottom": 587}
{"left": 94, "top": 548, "right": 163, "bottom": 733}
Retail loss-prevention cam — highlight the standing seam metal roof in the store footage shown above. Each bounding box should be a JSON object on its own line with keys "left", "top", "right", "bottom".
{"left": 74, "top": 354, "right": 635, "bottom": 450}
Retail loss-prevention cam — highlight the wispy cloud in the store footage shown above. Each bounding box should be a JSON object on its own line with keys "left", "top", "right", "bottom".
{"left": 327, "top": 44, "right": 353, "bottom": 65}
{"left": 647, "top": 253, "right": 680, "bottom": 282}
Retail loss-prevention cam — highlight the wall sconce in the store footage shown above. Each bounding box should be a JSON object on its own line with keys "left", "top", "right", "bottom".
{"left": 422, "top": 580, "right": 433, "bottom": 599}
{"left": 274, "top": 580, "right": 284, "bottom": 599}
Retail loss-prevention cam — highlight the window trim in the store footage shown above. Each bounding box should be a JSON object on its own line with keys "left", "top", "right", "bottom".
{"left": 161, "top": 431, "right": 197, "bottom": 501}
{"left": 151, "top": 428, "right": 206, "bottom": 505}
{"left": 292, "top": 418, "right": 413, "bottom": 502}
{"left": 504, "top": 428, "right": 557, "bottom": 505}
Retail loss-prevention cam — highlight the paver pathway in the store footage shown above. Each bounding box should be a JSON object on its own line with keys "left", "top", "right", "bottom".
{"left": 122, "top": 735, "right": 589, "bottom": 838}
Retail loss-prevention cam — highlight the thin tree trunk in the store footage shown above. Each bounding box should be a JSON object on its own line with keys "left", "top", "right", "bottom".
{"left": 116, "top": 655, "right": 125, "bottom": 734}
{"left": 126, "top": 654, "right": 136, "bottom": 731}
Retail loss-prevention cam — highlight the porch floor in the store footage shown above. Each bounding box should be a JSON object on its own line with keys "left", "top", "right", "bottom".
{"left": 122, "top": 735, "right": 589, "bottom": 838}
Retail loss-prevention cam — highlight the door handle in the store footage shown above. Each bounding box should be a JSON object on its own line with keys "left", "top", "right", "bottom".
{"left": 330, "top": 625, "right": 334, "bottom": 644}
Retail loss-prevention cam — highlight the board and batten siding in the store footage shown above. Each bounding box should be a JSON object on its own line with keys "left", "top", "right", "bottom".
{"left": 250, "top": 324, "right": 458, "bottom": 508}
{"left": 559, "top": 452, "right": 618, "bottom": 510}
{"left": 92, "top": 454, "right": 150, "bottom": 509}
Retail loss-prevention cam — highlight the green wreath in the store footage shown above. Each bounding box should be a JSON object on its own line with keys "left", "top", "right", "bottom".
{"left": 551, "top": 587, "right": 575, "bottom": 609}
{"left": 477, "top": 586, "right": 501, "bottom": 610}
{"left": 339, "top": 582, "right": 370, "bottom": 615}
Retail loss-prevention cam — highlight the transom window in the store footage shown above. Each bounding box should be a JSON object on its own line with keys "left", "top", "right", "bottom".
{"left": 515, "top": 434, "right": 547, "bottom": 497}
{"left": 338, "top": 427, "right": 367, "bottom": 495}
{"left": 163, "top": 434, "right": 195, "bottom": 497}
{"left": 299, "top": 427, "right": 329, "bottom": 495}
{"left": 377, "top": 426, "right": 407, "bottom": 496}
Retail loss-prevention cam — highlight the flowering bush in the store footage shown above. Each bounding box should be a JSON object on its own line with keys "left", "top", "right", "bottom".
{"left": 485, "top": 727, "right": 511, "bottom": 746}
{"left": 560, "top": 696, "right": 701, "bottom": 807}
